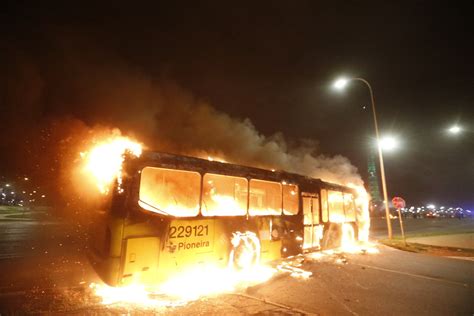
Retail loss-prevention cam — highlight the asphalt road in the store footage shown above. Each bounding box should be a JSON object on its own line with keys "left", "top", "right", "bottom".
{"left": 0, "top": 210, "right": 473, "bottom": 314}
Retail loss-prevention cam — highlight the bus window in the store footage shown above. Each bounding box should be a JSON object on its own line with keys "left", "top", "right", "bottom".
{"left": 328, "top": 190, "right": 345, "bottom": 223}
{"left": 249, "top": 179, "right": 282, "bottom": 216}
{"left": 343, "top": 193, "right": 356, "bottom": 222}
{"left": 283, "top": 184, "right": 298, "bottom": 215}
{"left": 138, "top": 167, "right": 200, "bottom": 217}
{"left": 303, "top": 197, "right": 312, "bottom": 225}
{"left": 202, "top": 173, "right": 248, "bottom": 216}
{"left": 321, "top": 189, "right": 329, "bottom": 222}
{"left": 312, "top": 197, "right": 320, "bottom": 224}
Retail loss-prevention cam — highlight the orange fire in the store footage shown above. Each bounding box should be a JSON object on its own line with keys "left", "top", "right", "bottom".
{"left": 80, "top": 136, "right": 142, "bottom": 194}
{"left": 91, "top": 232, "right": 276, "bottom": 307}
{"left": 341, "top": 183, "right": 378, "bottom": 253}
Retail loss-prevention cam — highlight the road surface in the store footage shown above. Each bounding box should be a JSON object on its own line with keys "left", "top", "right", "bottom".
{"left": 0, "top": 209, "right": 473, "bottom": 314}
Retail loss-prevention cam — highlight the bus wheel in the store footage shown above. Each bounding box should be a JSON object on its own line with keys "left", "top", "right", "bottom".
{"left": 230, "top": 232, "right": 260, "bottom": 270}
{"left": 321, "top": 223, "right": 342, "bottom": 250}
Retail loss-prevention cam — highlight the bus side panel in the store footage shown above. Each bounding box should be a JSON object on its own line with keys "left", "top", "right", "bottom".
{"left": 156, "top": 218, "right": 229, "bottom": 282}
{"left": 88, "top": 217, "right": 126, "bottom": 286}
{"left": 118, "top": 220, "right": 164, "bottom": 285}
{"left": 121, "top": 237, "right": 160, "bottom": 286}
{"left": 254, "top": 217, "right": 282, "bottom": 263}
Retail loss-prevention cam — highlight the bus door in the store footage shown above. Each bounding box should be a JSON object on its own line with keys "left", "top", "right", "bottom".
{"left": 302, "top": 193, "right": 321, "bottom": 250}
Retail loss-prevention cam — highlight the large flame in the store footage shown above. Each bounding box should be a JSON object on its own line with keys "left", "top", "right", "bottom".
{"left": 341, "top": 183, "right": 378, "bottom": 253}
{"left": 347, "top": 183, "right": 371, "bottom": 243}
{"left": 91, "top": 232, "right": 275, "bottom": 307}
{"left": 81, "top": 136, "right": 142, "bottom": 194}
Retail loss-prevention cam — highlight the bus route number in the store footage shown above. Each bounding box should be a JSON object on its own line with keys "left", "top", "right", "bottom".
{"left": 169, "top": 225, "right": 209, "bottom": 239}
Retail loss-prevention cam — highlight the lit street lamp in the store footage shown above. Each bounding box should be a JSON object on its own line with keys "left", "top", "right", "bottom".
{"left": 448, "top": 125, "right": 462, "bottom": 134}
{"left": 378, "top": 136, "right": 399, "bottom": 152}
{"left": 333, "top": 77, "right": 393, "bottom": 239}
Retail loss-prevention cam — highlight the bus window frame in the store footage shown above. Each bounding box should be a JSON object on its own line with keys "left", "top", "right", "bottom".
{"left": 282, "top": 183, "right": 299, "bottom": 216}
{"left": 343, "top": 192, "right": 356, "bottom": 222}
{"left": 201, "top": 172, "right": 248, "bottom": 217}
{"left": 138, "top": 166, "right": 202, "bottom": 217}
{"left": 248, "top": 179, "right": 283, "bottom": 216}
{"left": 321, "top": 189, "right": 329, "bottom": 222}
{"left": 327, "top": 190, "right": 345, "bottom": 223}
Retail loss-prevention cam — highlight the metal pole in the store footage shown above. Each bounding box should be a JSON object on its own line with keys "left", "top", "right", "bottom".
{"left": 353, "top": 78, "right": 393, "bottom": 239}
{"left": 396, "top": 208, "right": 407, "bottom": 245}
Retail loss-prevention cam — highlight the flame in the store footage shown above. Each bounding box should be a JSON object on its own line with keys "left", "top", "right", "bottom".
{"left": 91, "top": 264, "right": 276, "bottom": 307}
{"left": 338, "top": 184, "right": 378, "bottom": 253}
{"left": 91, "top": 231, "right": 275, "bottom": 307}
{"left": 207, "top": 156, "right": 227, "bottom": 163}
{"left": 339, "top": 223, "right": 360, "bottom": 253}
{"left": 209, "top": 194, "right": 246, "bottom": 216}
{"left": 230, "top": 231, "right": 261, "bottom": 269}
{"left": 347, "top": 183, "right": 371, "bottom": 243}
{"left": 90, "top": 228, "right": 377, "bottom": 308}
{"left": 276, "top": 255, "right": 312, "bottom": 279}
{"left": 81, "top": 136, "right": 142, "bottom": 194}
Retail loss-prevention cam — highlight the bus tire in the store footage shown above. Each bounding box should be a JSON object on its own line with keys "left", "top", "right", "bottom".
{"left": 230, "top": 232, "right": 260, "bottom": 269}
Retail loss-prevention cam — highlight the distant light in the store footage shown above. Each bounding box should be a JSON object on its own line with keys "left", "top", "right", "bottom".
{"left": 24, "top": 177, "right": 29, "bottom": 181}
{"left": 378, "top": 136, "right": 399, "bottom": 151}
{"left": 333, "top": 77, "right": 349, "bottom": 90}
{"left": 448, "top": 125, "right": 462, "bottom": 134}
{"left": 427, "top": 204, "right": 435, "bottom": 209}
{"left": 5, "top": 184, "right": 10, "bottom": 187}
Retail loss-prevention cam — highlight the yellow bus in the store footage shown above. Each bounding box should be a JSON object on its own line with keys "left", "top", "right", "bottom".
{"left": 88, "top": 151, "right": 363, "bottom": 286}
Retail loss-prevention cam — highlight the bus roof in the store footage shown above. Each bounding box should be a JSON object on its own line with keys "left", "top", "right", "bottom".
{"left": 126, "top": 150, "right": 356, "bottom": 194}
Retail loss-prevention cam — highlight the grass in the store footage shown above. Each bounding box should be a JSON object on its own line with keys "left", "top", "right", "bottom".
{"left": 380, "top": 238, "right": 474, "bottom": 257}
{"left": 0, "top": 205, "right": 30, "bottom": 213}
{"left": 0, "top": 205, "right": 52, "bottom": 221}
{"left": 4, "top": 214, "right": 34, "bottom": 219}
{"left": 400, "top": 229, "right": 474, "bottom": 239}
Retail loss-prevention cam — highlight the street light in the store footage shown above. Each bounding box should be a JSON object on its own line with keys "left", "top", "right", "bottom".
{"left": 333, "top": 78, "right": 349, "bottom": 90}
{"left": 333, "top": 76, "right": 393, "bottom": 239}
{"left": 378, "top": 136, "right": 399, "bottom": 152}
{"left": 448, "top": 125, "right": 462, "bottom": 134}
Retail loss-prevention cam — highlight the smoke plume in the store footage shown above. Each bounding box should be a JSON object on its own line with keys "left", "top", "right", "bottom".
{"left": 0, "top": 36, "right": 363, "bottom": 213}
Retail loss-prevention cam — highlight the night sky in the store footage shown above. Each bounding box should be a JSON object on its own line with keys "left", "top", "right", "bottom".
{"left": 1, "top": 1, "right": 473, "bottom": 207}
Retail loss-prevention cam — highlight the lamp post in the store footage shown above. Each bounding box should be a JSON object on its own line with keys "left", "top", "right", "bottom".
{"left": 447, "top": 125, "right": 463, "bottom": 135}
{"left": 334, "top": 77, "right": 393, "bottom": 239}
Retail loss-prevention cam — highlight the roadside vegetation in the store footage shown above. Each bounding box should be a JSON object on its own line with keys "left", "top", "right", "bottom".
{"left": 0, "top": 205, "right": 52, "bottom": 221}
{"left": 381, "top": 237, "right": 474, "bottom": 257}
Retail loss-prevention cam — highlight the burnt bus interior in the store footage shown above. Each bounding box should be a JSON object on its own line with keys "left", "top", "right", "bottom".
{"left": 89, "top": 151, "right": 362, "bottom": 286}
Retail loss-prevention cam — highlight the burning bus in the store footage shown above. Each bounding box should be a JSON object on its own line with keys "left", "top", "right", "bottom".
{"left": 88, "top": 150, "right": 366, "bottom": 287}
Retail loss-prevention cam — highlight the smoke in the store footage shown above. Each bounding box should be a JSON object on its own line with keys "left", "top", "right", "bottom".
{"left": 0, "top": 36, "right": 363, "bottom": 214}
{"left": 151, "top": 92, "right": 362, "bottom": 185}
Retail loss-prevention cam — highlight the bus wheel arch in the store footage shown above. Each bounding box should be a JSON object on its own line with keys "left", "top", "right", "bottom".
{"left": 229, "top": 231, "right": 261, "bottom": 269}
